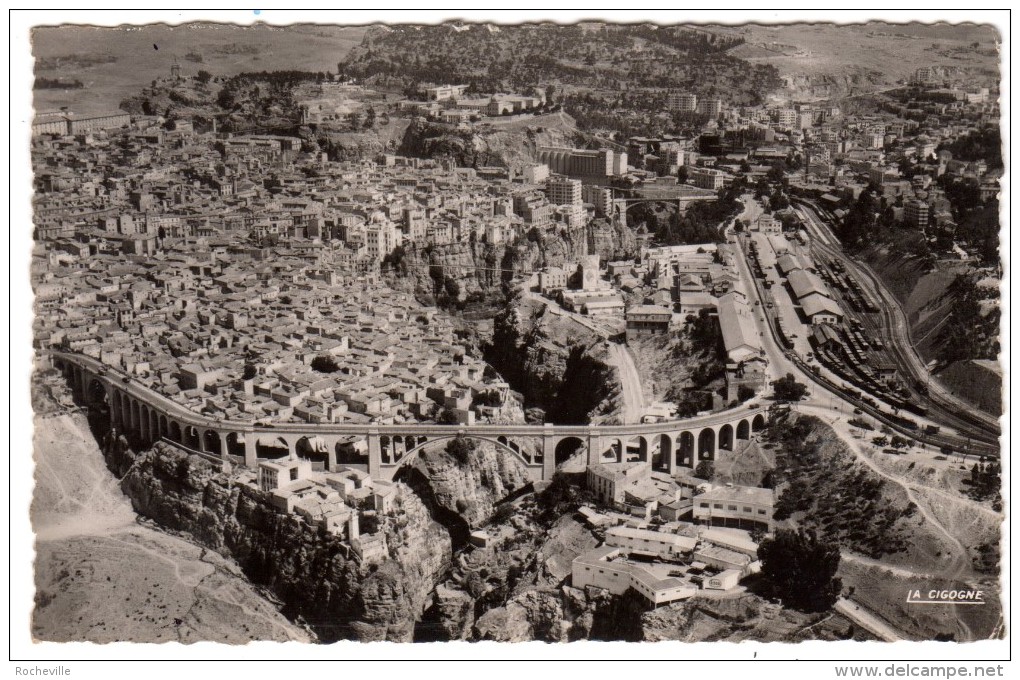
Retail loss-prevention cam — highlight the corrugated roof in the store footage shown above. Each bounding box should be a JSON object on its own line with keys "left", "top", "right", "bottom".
{"left": 717, "top": 293, "right": 760, "bottom": 361}
{"left": 800, "top": 292, "right": 843, "bottom": 318}
{"left": 787, "top": 269, "right": 830, "bottom": 300}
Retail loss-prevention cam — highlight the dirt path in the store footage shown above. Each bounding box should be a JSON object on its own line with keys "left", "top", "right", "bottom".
{"left": 834, "top": 598, "right": 900, "bottom": 642}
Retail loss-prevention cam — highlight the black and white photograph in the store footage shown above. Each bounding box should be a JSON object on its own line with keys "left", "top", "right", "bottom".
{"left": 10, "top": 8, "right": 1010, "bottom": 673}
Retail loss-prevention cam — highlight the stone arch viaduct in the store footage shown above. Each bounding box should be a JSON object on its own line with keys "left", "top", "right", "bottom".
{"left": 51, "top": 351, "right": 768, "bottom": 483}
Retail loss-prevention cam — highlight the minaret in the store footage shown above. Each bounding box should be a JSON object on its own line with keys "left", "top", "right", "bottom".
{"left": 170, "top": 57, "right": 181, "bottom": 81}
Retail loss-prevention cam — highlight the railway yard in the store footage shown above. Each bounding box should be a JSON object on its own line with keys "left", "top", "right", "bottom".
{"left": 736, "top": 197, "right": 999, "bottom": 458}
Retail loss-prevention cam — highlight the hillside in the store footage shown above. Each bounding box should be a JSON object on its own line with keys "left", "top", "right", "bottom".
{"left": 32, "top": 23, "right": 365, "bottom": 116}
{"left": 706, "top": 22, "right": 1000, "bottom": 101}
{"left": 339, "top": 23, "right": 783, "bottom": 137}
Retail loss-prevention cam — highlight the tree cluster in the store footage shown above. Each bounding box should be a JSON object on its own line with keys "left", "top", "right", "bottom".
{"left": 772, "top": 373, "right": 807, "bottom": 402}
{"left": 964, "top": 457, "right": 1001, "bottom": 510}
{"left": 757, "top": 528, "right": 842, "bottom": 612}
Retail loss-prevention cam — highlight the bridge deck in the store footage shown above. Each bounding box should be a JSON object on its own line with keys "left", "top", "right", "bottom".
{"left": 50, "top": 351, "right": 766, "bottom": 439}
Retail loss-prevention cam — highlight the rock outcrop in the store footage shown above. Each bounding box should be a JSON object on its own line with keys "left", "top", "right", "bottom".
{"left": 487, "top": 293, "right": 621, "bottom": 424}
{"left": 107, "top": 436, "right": 451, "bottom": 642}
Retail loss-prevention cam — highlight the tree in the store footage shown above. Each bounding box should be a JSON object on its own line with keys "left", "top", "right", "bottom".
{"left": 772, "top": 373, "right": 807, "bottom": 402}
{"left": 889, "top": 435, "right": 909, "bottom": 450}
{"left": 545, "top": 84, "right": 556, "bottom": 105}
{"left": 311, "top": 354, "right": 341, "bottom": 373}
{"left": 695, "top": 460, "right": 715, "bottom": 481}
{"left": 242, "top": 363, "right": 258, "bottom": 380}
{"left": 437, "top": 408, "right": 461, "bottom": 425}
{"left": 196, "top": 70, "right": 212, "bottom": 85}
{"left": 677, "top": 165, "right": 689, "bottom": 184}
{"left": 446, "top": 435, "right": 476, "bottom": 465}
{"left": 758, "top": 528, "right": 842, "bottom": 612}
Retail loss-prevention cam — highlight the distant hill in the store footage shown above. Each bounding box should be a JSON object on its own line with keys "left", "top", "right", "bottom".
{"left": 339, "top": 23, "right": 783, "bottom": 136}
{"left": 703, "top": 22, "right": 1000, "bottom": 101}
{"left": 32, "top": 23, "right": 366, "bottom": 116}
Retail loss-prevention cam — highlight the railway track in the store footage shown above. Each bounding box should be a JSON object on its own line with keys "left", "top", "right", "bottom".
{"left": 735, "top": 232, "right": 997, "bottom": 458}
{"left": 792, "top": 199, "right": 1000, "bottom": 449}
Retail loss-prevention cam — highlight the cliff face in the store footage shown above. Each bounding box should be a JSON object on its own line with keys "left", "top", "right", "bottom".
{"left": 780, "top": 69, "right": 886, "bottom": 99}
{"left": 107, "top": 436, "right": 451, "bottom": 642}
{"left": 397, "top": 114, "right": 582, "bottom": 171}
{"left": 486, "top": 294, "right": 620, "bottom": 424}
{"left": 403, "top": 442, "right": 532, "bottom": 530}
{"left": 393, "top": 223, "right": 637, "bottom": 302}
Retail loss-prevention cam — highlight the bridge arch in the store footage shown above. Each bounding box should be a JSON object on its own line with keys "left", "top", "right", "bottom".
{"left": 752, "top": 414, "right": 766, "bottom": 432}
{"left": 335, "top": 438, "right": 368, "bottom": 468}
{"left": 85, "top": 377, "right": 108, "bottom": 407}
{"left": 737, "top": 419, "right": 750, "bottom": 441}
{"left": 256, "top": 436, "right": 291, "bottom": 460}
{"left": 554, "top": 436, "right": 585, "bottom": 467}
{"left": 676, "top": 431, "right": 695, "bottom": 468}
{"left": 168, "top": 420, "right": 182, "bottom": 443}
{"left": 599, "top": 438, "right": 623, "bottom": 464}
{"left": 657, "top": 434, "right": 673, "bottom": 472}
{"left": 203, "top": 429, "right": 222, "bottom": 455}
{"left": 718, "top": 423, "right": 734, "bottom": 452}
{"left": 395, "top": 432, "right": 537, "bottom": 473}
{"left": 225, "top": 432, "right": 246, "bottom": 459}
{"left": 184, "top": 425, "right": 201, "bottom": 450}
{"left": 624, "top": 435, "right": 649, "bottom": 463}
{"left": 296, "top": 435, "right": 329, "bottom": 470}
{"left": 698, "top": 428, "right": 716, "bottom": 460}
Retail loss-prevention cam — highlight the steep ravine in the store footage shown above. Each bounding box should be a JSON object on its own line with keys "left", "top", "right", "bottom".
{"left": 486, "top": 292, "right": 621, "bottom": 425}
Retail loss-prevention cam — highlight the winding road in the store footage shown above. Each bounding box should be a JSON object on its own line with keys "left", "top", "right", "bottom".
{"left": 607, "top": 342, "right": 647, "bottom": 424}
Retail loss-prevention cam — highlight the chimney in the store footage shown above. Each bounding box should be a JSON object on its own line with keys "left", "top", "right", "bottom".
{"left": 347, "top": 512, "right": 360, "bottom": 541}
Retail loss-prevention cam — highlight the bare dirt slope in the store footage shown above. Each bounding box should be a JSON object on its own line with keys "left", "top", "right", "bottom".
{"left": 32, "top": 23, "right": 366, "bottom": 116}
{"left": 32, "top": 411, "right": 312, "bottom": 643}
{"left": 713, "top": 22, "right": 999, "bottom": 99}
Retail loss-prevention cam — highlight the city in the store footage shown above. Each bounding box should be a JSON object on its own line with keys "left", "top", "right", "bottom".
{"left": 25, "top": 19, "right": 1003, "bottom": 648}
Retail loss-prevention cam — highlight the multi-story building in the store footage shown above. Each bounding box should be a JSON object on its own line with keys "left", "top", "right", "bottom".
{"left": 582, "top": 184, "right": 614, "bottom": 217}
{"left": 572, "top": 546, "right": 699, "bottom": 606}
{"left": 667, "top": 92, "right": 698, "bottom": 113}
{"left": 604, "top": 525, "right": 698, "bottom": 561}
{"left": 537, "top": 146, "right": 627, "bottom": 178}
{"left": 545, "top": 176, "right": 583, "bottom": 205}
{"left": 587, "top": 461, "right": 650, "bottom": 507}
{"left": 425, "top": 84, "right": 468, "bottom": 101}
{"left": 693, "top": 484, "right": 775, "bottom": 530}
{"left": 625, "top": 305, "right": 673, "bottom": 343}
{"left": 689, "top": 167, "right": 728, "bottom": 190}
{"left": 775, "top": 108, "right": 798, "bottom": 129}
{"left": 32, "top": 111, "right": 132, "bottom": 136}
{"left": 522, "top": 164, "right": 550, "bottom": 184}
{"left": 697, "top": 97, "right": 723, "bottom": 118}
{"left": 904, "top": 199, "right": 930, "bottom": 230}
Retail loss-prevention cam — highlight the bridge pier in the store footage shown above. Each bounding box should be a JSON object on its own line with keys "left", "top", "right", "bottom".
{"left": 218, "top": 432, "right": 233, "bottom": 473}
{"left": 367, "top": 430, "right": 381, "bottom": 478}
{"left": 244, "top": 431, "right": 257, "bottom": 468}
{"left": 542, "top": 429, "right": 555, "bottom": 481}
{"left": 587, "top": 433, "right": 602, "bottom": 468}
